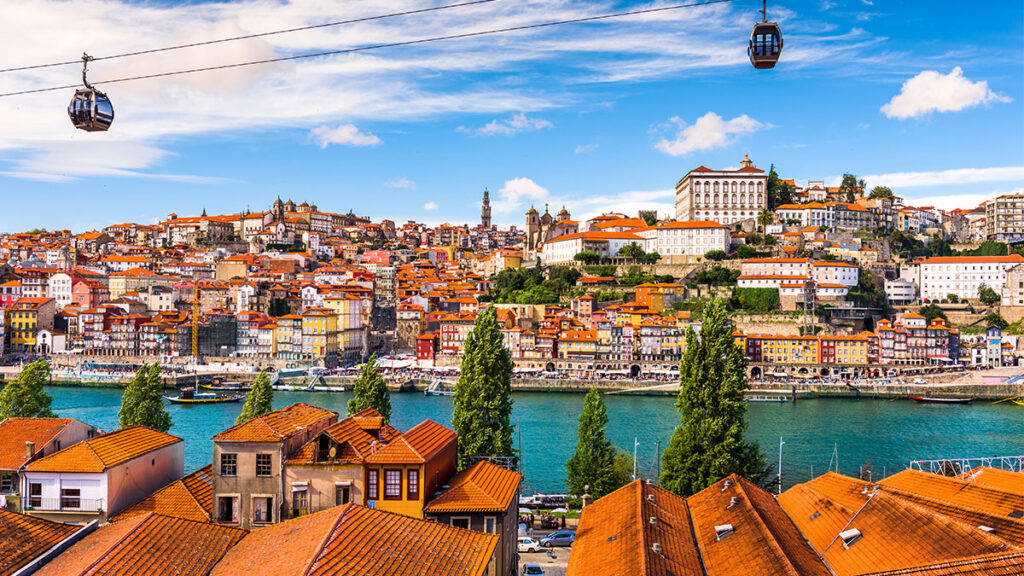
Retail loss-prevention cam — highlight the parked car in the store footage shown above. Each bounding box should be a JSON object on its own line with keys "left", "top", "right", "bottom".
{"left": 518, "top": 537, "right": 540, "bottom": 553}
{"left": 522, "top": 564, "right": 545, "bottom": 575}
{"left": 539, "top": 530, "right": 575, "bottom": 547}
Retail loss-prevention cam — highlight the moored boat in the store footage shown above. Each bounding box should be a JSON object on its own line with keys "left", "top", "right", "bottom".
{"left": 164, "top": 388, "right": 244, "bottom": 404}
{"left": 747, "top": 394, "right": 789, "bottom": 403}
{"left": 907, "top": 395, "right": 976, "bottom": 404}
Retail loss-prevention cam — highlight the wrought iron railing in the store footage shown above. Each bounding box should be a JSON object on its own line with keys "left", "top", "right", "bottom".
{"left": 22, "top": 496, "right": 105, "bottom": 512}
{"left": 908, "top": 455, "right": 1024, "bottom": 478}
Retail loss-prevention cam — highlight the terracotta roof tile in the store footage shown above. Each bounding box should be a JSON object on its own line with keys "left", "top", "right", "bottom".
{"left": 0, "top": 508, "right": 81, "bottom": 576}
{"left": 213, "top": 403, "right": 337, "bottom": 443}
{"left": 365, "top": 420, "right": 456, "bottom": 465}
{"left": 26, "top": 426, "right": 182, "bottom": 473}
{"left": 211, "top": 504, "right": 496, "bottom": 576}
{"left": 858, "top": 550, "right": 1024, "bottom": 575}
{"left": 567, "top": 480, "right": 703, "bottom": 576}
{"left": 964, "top": 467, "right": 1024, "bottom": 496}
{"left": 111, "top": 465, "right": 214, "bottom": 523}
{"left": 688, "top": 474, "right": 832, "bottom": 576}
{"left": 34, "top": 513, "right": 245, "bottom": 576}
{"left": 424, "top": 461, "right": 522, "bottom": 514}
{"left": 0, "top": 417, "right": 77, "bottom": 470}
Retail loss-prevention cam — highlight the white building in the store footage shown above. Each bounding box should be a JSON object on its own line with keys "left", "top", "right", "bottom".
{"left": 674, "top": 154, "right": 768, "bottom": 225}
{"left": 1002, "top": 263, "right": 1024, "bottom": 307}
{"left": 47, "top": 272, "right": 74, "bottom": 309}
{"left": 633, "top": 221, "right": 730, "bottom": 261}
{"left": 986, "top": 193, "right": 1024, "bottom": 241}
{"left": 919, "top": 255, "right": 1024, "bottom": 301}
{"left": 22, "top": 426, "right": 183, "bottom": 521}
{"left": 540, "top": 231, "right": 645, "bottom": 265}
{"left": 885, "top": 278, "right": 918, "bottom": 304}
{"left": 776, "top": 203, "right": 831, "bottom": 228}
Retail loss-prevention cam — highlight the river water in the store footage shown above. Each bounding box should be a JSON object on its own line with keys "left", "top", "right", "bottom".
{"left": 46, "top": 387, "right": 1024, "bottom": 494}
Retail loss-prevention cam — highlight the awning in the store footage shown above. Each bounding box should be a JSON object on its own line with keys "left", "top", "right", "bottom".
{"left": 291, "top": 482, "right": 308, "bottom": 492}
{"left": 335, "top": 481, "right": 352, "bottom": 486}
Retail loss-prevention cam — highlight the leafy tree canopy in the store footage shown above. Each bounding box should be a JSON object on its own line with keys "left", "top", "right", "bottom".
{"left": 0, "top": 359, "right": 56, "bottom": 419}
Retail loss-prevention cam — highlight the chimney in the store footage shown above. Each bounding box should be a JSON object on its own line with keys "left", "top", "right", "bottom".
{"left": 26, "top": 441, "right": 35, "bottom": 459}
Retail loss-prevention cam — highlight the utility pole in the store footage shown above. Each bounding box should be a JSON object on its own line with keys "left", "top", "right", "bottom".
{"left": 655, "top": 440, "right": 661, "bottom": 484}
{"left": 778, "top": 436, "right": 785, "bottom": 495}
{"left": 632, "top": 437, "right": 639, "bottom": 480}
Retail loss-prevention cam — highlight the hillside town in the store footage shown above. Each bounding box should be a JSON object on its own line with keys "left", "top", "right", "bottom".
{"left": 1, "top": 157, "right": 1021, "bottom": 377}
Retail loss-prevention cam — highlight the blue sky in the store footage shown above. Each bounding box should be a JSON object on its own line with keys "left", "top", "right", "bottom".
{"left": 0, "top": 0, "right": 1021, "bottom": 233}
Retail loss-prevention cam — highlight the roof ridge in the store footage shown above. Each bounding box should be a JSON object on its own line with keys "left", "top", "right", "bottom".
{"left": 181, "top": 469, "right": 211, "bottom": 521}
{"left": 302, "top": 505, "right": 353, "bottom": 576}
{"left": 875, "top": 484, "right": 1023, "bottom": 548}
{"left": 80, "top": 512, "right": 153, "bottom": 574}
{"left": 637, "top": 481, "right": 651, "bottom": 576}
{"left": 733, "top": 477, "right": 804, "bottom": 576}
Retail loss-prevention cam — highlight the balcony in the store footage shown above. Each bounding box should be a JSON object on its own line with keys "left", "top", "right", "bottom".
{"left": 23, "top": 496, "right": 105, "bottom": 513}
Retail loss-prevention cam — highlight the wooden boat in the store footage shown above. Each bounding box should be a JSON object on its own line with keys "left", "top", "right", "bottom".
{"left": 201, "top": 383, "right": 251, "bottom": 391}
{"left": 747, "top": 394, "right": 789, "bottom": 403}
{"left": 164, "top": 388, "right": 243, "bottom": 404}
{"left": 1013, "top": 398, "right": 1024, "bottom": 407}
{"left": 907, "top": 395, "right": 976, "bottom": 404}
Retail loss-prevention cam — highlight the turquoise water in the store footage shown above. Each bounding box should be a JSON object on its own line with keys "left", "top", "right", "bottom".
{"left": 46, "top": 387, "right": 1024, "bottom": 494}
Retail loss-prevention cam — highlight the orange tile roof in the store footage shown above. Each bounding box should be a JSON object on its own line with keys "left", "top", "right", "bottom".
{"left": 365, "top": 419, "right": 456, "bottom": 465}
{"left": 859, "top": 550, "right": 1024, "bottom": 575}
{"left": 0, "top": 417, "right": 78, "bottom": 470}
{"left": 111, "top": 465, "right": 214, "bottom": 523}
{"left": 26, "top": 426, "right": 182, "bottom": 473}
{"left": 213, "top": 403, "right": 337, "bottom": 443}
{"left": 211, "top": 503, "right": 497, "bottom": 576}
{"left": 287, "top": 410, "right": 399, "bottom": 466}
{"left": 964, "top": 467, "right": 1024, "bottom": 495}
{"left": 922, "top": 255, "right": 1024, "bottom": 264}
{"left": 0, "top": 508, "right": 82, "bottom": 575}
{"left": 424, "top": 461, "right": 522, "bottom": 514}
{"left": 34, "top": 513, "right": 246, "bottom": 576}
{"left": 567, "top": 479, "right": 704, "bottom": 576}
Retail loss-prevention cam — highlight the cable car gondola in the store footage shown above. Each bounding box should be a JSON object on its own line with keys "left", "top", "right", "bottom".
{"left": 68, "top": 53, "right": 114, "bottom": 131}
{"left": 748, "top": 0, "right": 782, "bottom": 69}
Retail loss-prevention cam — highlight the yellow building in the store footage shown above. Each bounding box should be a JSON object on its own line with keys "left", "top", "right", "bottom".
{"left": 323, "top": 294, "right": 366, "bottom": 361}
{"left": 6, "top": 297, "right": 56, "bottom": 353}
{"left": 760, "top": 335, "right": 819, "bottom": 364}
{"left": 301, "top": 307, "right": 339, "bottom": 363}
{"left": 559, "top": 330, "right": 598, "bottom": 359}
{"left": 362, "top": 420, "right": 457, "bottom": 519}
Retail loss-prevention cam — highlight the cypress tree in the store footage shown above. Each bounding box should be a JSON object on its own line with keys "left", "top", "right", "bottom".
{"left": 347, "top": 353, "right": 391, "bottom": 423}
{"left": 660, "top": 298, "right": 766, "bottom": 496}
{"left": 236, "top": 370, "right": 274, "bottom": 425}
{"left": 118, "top": 363, "right": 172, "bottom": 432}
{"left": 566, "top": 387, "right": 618, "bottom": 500}
{"left": 452, "top": 305, "right": 515, "bottom": 470}
{"left": 0, "top": 359, "right": 56, "bottom": 419}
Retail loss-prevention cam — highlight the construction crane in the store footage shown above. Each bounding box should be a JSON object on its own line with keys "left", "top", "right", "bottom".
{"left": 192, "top": 281, "right": 200, "bottom": 359}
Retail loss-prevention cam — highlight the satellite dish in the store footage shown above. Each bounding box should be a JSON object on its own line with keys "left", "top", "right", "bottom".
{"left": 328, "top": 446, "right": 337, "bottom": 459}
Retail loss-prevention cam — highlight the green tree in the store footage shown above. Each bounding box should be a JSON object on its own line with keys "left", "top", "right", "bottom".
{"left": 611, "top": 449, "right": 634, "bottom": 488}
{"left": 767, "top": 165, "right": 795, "bottom": 209}
{"left": 268, "top": 298, "right": 291, "bottom": 317}
{"left": 869, "top": 186, "right": 894, "bottom": 199}
{"left": 640, "top": 212, "right": 658, "bottom": 226}
{"left": 236, "top": 370, "right": 274, "bottom": 425}
{"left": 0, "top": 359, "right": 56, "bottom": 419}
{"left": 735, "top": 245, "right": 757, "bottom": 259}
{"left": 574, "top": 251, "right": 601, "bottom": 265}
{"left": 566, "top": 388, "right": 618, "bottom": 500}
{"left": 978, "top": 284, "right": 1000, "bottom": 307}
{"left": 919, "top": 303, "right": 947, "bottom": 322}
{"left": 983, "top": 312, "right": 1009, "bottom": 329}
{"left": 704, "top": 250, "right": 727, "bottom": 261}
{"left": 347, "top": 353, "right": 391, "bottom": 423}
{"left": 548, "top": 266, "right": 582, "bottom": 287}
{"left": 452, "top": 306, "right": 515, "bottom": 470}
{"left": 617, "top": 242, "right": 646, "bottom": 261}
{"left": 660, "top": 299, "right": 766, "bottom": 496}
{"left": 118, "top": 363, "right": 172, "bottom": 432}
{"left": 757, "top": 208, "right": 774, "bottom": 231}
{"left": 839, "top": 173, "right": 866, "bottom": 203}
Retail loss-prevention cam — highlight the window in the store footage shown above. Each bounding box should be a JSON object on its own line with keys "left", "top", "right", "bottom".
{"left": 336, "top": 484, "right": 351, "bottom": 506}
{"left": 252, "top": 496, "right": 274, "bottom": 523}
{"left": 484, "top": 517, "right": 497, "bottom": 534}
{"left": 220, "top": 453, "right": 237, "bottom": 476}
{"left": 451, "top": 517, "right": 470, "bottom": 529}
{"left": 292, "top": 489, "right": 308, "bottom": 515}
{"left": 60, "top": 488, "right": 81, "bottom": 509}
{"left": 256, "top": 454, "right": 272, "bottom": 477}
{"left": 217, "top": 496, "right": 238, "bottom": 523}
{"left": 29, "top": 483, "right": 42, "bottom": 507}
{"left": 407, "top": 470, "right": 419, "bottom": 500}
{"left": 367, "top": 470, "right": 379, "bottom": 500}
{"left": 0, "top": 474, "right": 13, "bottom": 493}
{"left": 384, "top": 469, "right": 402, "bottom": 500}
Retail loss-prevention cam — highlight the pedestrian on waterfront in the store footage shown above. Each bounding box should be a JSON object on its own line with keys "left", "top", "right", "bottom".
{"left": 560, "top": 514, "right": 566, "bottom": 528}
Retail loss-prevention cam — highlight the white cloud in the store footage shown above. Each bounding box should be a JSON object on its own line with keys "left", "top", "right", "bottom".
{"left": 460, "top": 113, "right": 553, "bottom": 136}
{"left": 386, "top": 177, "right": 416, "bottom": 190}
{"left": 423, "top": 201, "right": 438, "bottom": 210}
{"left": 493, "top": 177, "right": 550, "bottom": 214}
{"left": 881, "top": 67, "right": 1010, "bottom": 119}
{"left": 574, "top": 143, "right": 598, "bottom": 154}
{"left": 859, "top": 166, "right": 1024, "bottom": 188}
{"left": 311, "top": 124, "right": 381, "bottom": 148}
{"left": 899, "top": 192, "right": 994, "bottom": 211}
{"left": 654, "top": 112, "right": 763, "bottom": 156}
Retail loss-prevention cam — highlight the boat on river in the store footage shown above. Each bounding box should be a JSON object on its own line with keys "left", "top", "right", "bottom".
{"left": 907, "top": 395, "right": 976, "bottom": 404}
{"left": 424, "top": 379, "right": 455, "bottom": 396}
{"left": 164, "top": 388, "right": 244, "bottom": 404}
{"left": 747, "top": 394, "right": 789, "bottom": 403}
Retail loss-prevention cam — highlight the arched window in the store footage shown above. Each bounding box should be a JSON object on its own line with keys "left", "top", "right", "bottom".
{"left": 704, "top": 193, "right": 711, "bottom": 205}
{"left": 757, "top": 182, "right": 764, "bottom": 194}
{"left": 693, "top": 193, "right": 700, "bottom": 206}
{"left": 739, "top": 194, "right": 746, "bottom": 207}
{"left": 713, "top": 194, "right": 719, "bottom": 205}
{"left": 704, "top": 182, "right": 711, "bottom": 193}
{"left": 732, "top": 182, "right": 738, "bottom": 193}
{"left": 731, "top": 194, "right": 737, "bottom": 205}
{"left": 747, "top": 193, "right": 754, "bottom": 206}
{"left": 740, "top": 181, "right": 747, "bottom": 193}
{"left": 714, "top": 182, "right": 720, "bottom": 192}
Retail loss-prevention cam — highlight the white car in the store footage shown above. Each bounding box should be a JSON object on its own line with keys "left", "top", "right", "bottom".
{"left": 518, "top": 537, "right": 540, "bottom": 553}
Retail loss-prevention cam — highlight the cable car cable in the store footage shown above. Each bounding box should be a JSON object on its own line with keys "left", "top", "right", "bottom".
{"left": 0, "top": 0, "right": 732, "bottom": 98}
{"left": 0, "top": 0, "right": 498, "bottom": 74}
